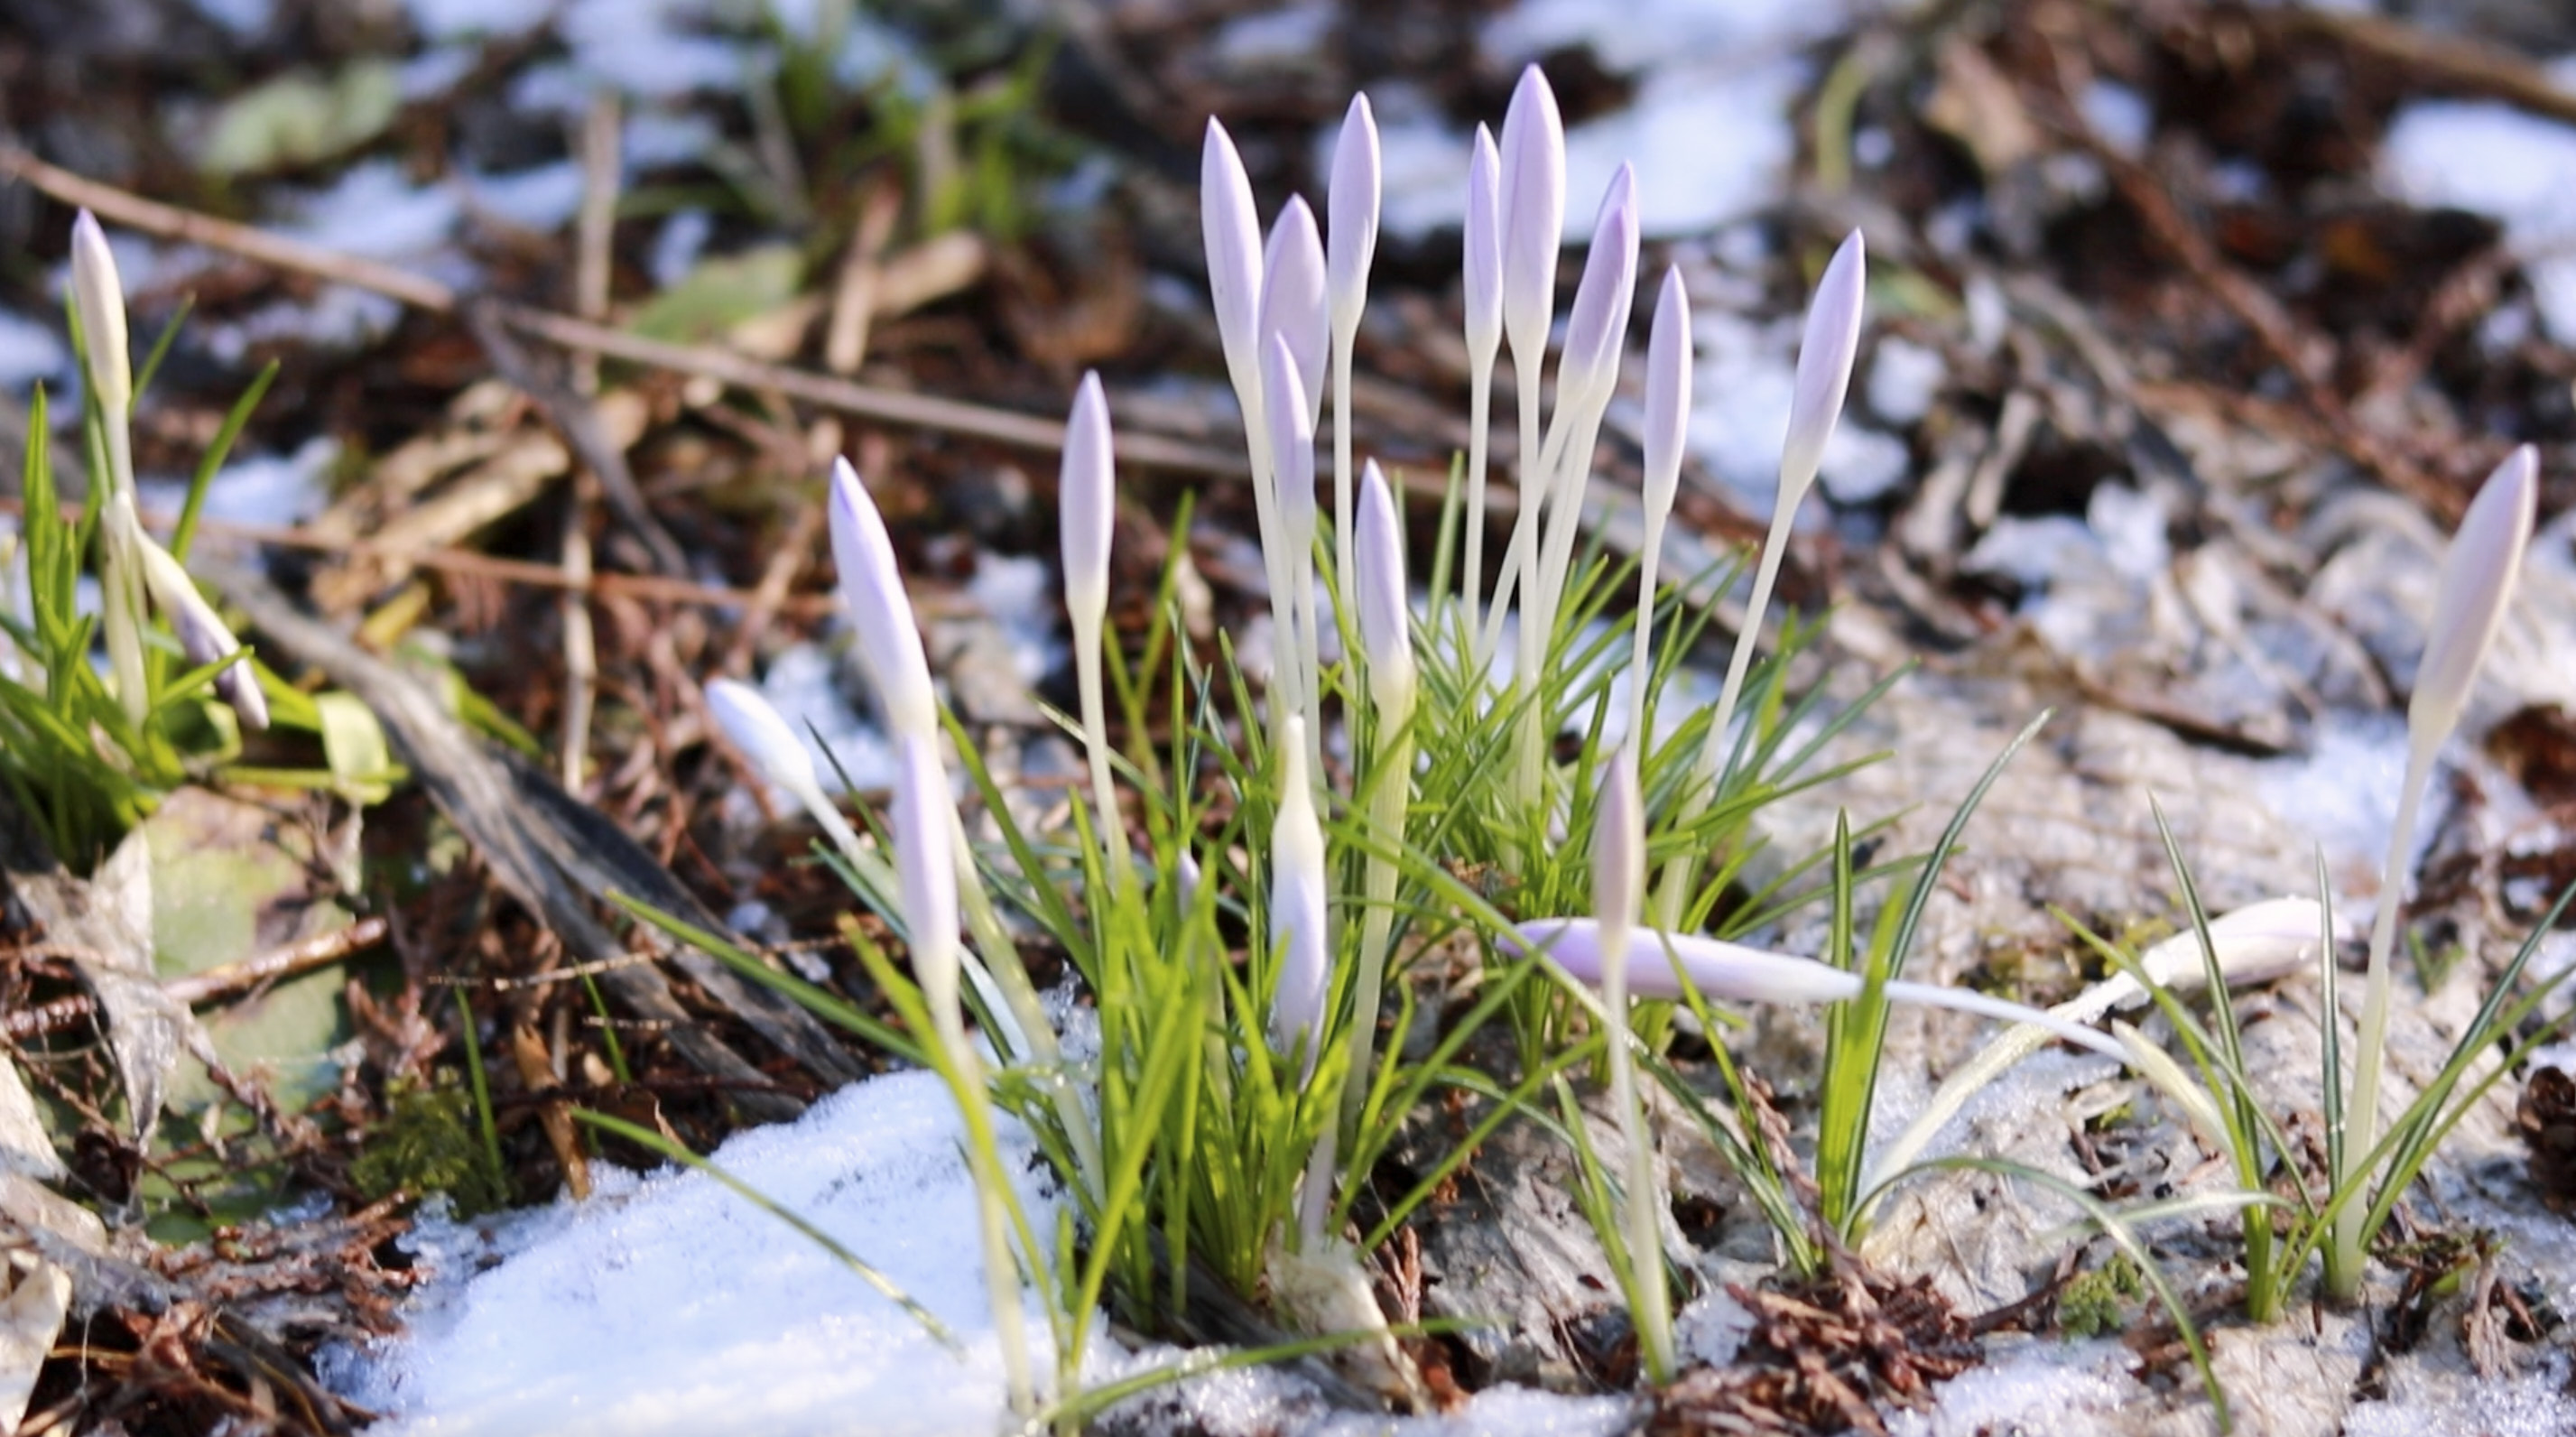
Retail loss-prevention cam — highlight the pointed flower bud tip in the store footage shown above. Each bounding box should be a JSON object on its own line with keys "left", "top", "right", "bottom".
{"left": 1643, "top": 267, "right": 1692, "bottom": 515}
{"left": 1512, "top": 918, "right": 1858, "bottom": 1006}
{"left": 134, "top": 535, "right": 265, "bottom": 729}
{"left": 705, "top": 677, "right": 822, "bottom": 801}
{"left": 1201, "top": 120, "right": 1264, "bottom": 387}
{"left": 891, "top": 733, "right": 963, "bottom": 1018}
{"left": 1327, "top": 93, "right": 1382, "bottom": 335}
{"left": 1463, "top": 124, "right": 1505, "bottom": 359}
{"left": 1560, "top": 165, "right": 1642, "bottom": 412}
{"left": 826, "top": 459, "right": 939, "bottom": 740}
{"left": 1061, "top": 373, "right": 1116, "bottom": 618}
{"left": 1496, "top": 64, "right": 1566, "bottom": 362}
{"left": 1267, "top": 718, "right": 1330, "bottom": 1058}
{"left": 1258, "top": 197, "right": 1330, "bottom": 422}
{"left": 1780, "top": 229, "right": 1867, "bottom": 497}
{"left": 69, "top": 209, "right": 132, "bottom": 416}
{"left": 2413, "top": 444, "right": 2538, "bottom": 739}
{"left": 1354, "top": 460, "right": 1413, "bottom": 700}
{"left": 1264, "top": 332, "right": 1317, "bottom": 532}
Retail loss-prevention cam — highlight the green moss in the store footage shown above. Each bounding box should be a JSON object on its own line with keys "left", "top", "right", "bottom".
{"left": 2059, "top": 1255, "right": 2145, "bottom": 1339}
{"left": 353, "top": 1078, "right": 505, "bottom": 1216}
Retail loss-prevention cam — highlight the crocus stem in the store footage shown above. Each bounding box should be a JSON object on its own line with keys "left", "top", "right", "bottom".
{"left": 2330, "top": 724, "right": 2437, "bottom": 1298}
{"left": 1337, "top": 728, "right": 1413, "bottom": 1145}
{"left": 1332, "top": 340, "right": 1356, "bottom": 626}
{"left": 1462, "top": 362, "right": 1495, "bottom": 636}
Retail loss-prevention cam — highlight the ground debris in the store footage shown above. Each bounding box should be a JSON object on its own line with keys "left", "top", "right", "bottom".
{"left": 1650, "top": 1269, "right": 1978, "bottom": 1436}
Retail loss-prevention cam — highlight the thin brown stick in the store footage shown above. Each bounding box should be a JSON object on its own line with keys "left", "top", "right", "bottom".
{"left": 5, "top": 916, "right": 389, "bottom": 1039}
{"left": 0, "top": 144, "right": 1247, "bottom": 477}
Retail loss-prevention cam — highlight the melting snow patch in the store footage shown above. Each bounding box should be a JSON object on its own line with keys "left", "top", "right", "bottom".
{"left": 758, "top": 640, "right": 895, "bottom": 794}
{"left": 137, "top": 437, "right": 338, "bottom": 535}
{"left": 463, "top": 162, "right": 588, "bottom": 234}
{"left": 2256, "top": 709, "right": 2437, "bottom": 905}
{"left": 2383, "top": 101, "right": 2576, "bottom": 342}
{"left": 2343, "top": 1357, "right": 2576, "bottom": 1437}
{"left": 1885, "top": 1337, "right": 2139, "bottom": 1437}
{"left": 0, "top": 311, "right": 68, "bottom": 393}
{"left": 338, "top": 1071, "right": 1062, "bottom": 1436}
{"left": 1866, "top": 337, "right": 1945, "bottom": 426}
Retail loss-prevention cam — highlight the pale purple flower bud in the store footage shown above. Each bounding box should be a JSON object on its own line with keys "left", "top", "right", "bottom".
{"left": 892, "top": 732, "right": 963, "bottom": 1024}
{"left": 826, "top": 458, "right": 938, "bottom": 741}
{"left": 1557, "top": 165, "right": 1640, "bottom": 416}
{"left": 69, "top": 209, "right": 131, "bottom": 418}
{"left": 705, "top": 678, "right": 825, "bottom": 807}
{"left": 1463, "top": 125, "right": 1504, "bottom": 367}
{"left": 1267, "top": 718, "right": 1330, "bottom": 1062}
{"left": 1061, "top": 373, "right": 1116, "bottom": 631}
{"left": 1591, "top": 747, "right": 1644, "bottom": 941}
{"left": 1642, "top": 268, "right": 1691, "bottom": 523}
{"left": 1780, "top": 229, "right": 1867, "bottom": 497}
{"left": 1496, "top": 64, "right": 1565, "bottom": 370}
{"left": 2412, "top": 445, "right": 2538, "bottom": 742}
{"left": 2129, "top": 897, "right": 2334, "bottom": 1000}
{"left": 1258, "top": 197, "right": 1329, "bottom": 423}
{"left": 1201, "top": 120, "right": 1265, "bottom": 396}
{"left": 1354, "top": 460, "right": 1413, "bottom": 711}
{"left": 1264, "top": 333, "right": 1317, "bottom": 541}
{"left": 1510, "top": 918, "right": 2127, "bottom": 1060}
{"left": 1326, "top": 93, "right": 1381, "bottom": 340}
{"left": 134, "top": 533, "right": 265, "bottom": 730}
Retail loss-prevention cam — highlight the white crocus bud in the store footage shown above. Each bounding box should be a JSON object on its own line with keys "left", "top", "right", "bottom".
{"left": 69, "top": 210, "right": 132, "bottom": 428}
{"left": 1628, "top": 267, "right": 1691, "bottom": 738}
{"left": 1325, "top": 94, "right": 1381, "bottom": 345}
{"left": 134, "top": 534, "right": 266, "bottom": 731}
{"left": 1061, "top": 374, "right": 1116, "bottom": 639}
{"left": 1258, "top": 197, "right": 1330, "bottom": 425}
{"left": 1511, "top": 918, "right": 2129, "bottom": 1062}
{"left": 95, "top": 499, "right": 151, "bottom": 728}
{"left": 1463, "top": 125, "right": 1505, "bottom": 378}
{"left": 825, "top": 459, "right": 938, "bottom": 741}
{"left": 1353, "top": 460, "right": 1414, "bottom": 718}
{"left": 1265, "top": 331, "right": 1323, "bottom": 752}
{"left": 2411, "top": 445, "right": 2539, "bottom": 745}
{"left": 1267, "top": 718, "right": 1331, "bottom": 1066}
{"left": 1201, "top": 120, "right": 1265, "bottom": 404}
{"left": 1554, "top": 165, "right": 1640, "bottom": 425}
{"left": 704, "top": 678, "right": 865, "bottom": 860}
{"left": 1495, "top": 63, "right": 1565, "bottom": 384}
{"left": 1779, "top": 229, "right": 1867, "bottom": 503}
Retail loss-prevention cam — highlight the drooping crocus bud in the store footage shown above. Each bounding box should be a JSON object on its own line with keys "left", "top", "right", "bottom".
{"left": 705, "top": 676, "right": 866, "bottom": 861}
{"left": 1061, "top": 373, "right": 1116, "bottom": 636}
{"left": 1326, "top": 93, "right": 1381, "bottom": 344}
{"left": 1780, "top": 229, "right": 1867, "bottom": 502}
{"left": 69, "top": 209, "right": 132, "bottom": 422}
{"left": 2411, "top": 445, "right": 2538, "bottom": 744}
{"left": 1556, "top": 165, "right": 1640, "bottom": 422}
{"left": 1201, "top": 120, "right": 1265, "bottom": 401}
{"left": 1354, "top": 460, "right": 1414, "bottom": 715}
{"left": 892, "top": 732, "right": 964, "bottom": 1034}
{"left": 1510, "top": 918, "right": 2128, "bottom": 1062}
{"left": 1463, "top": 125, "right": 1504, "bottom": 373}
{"left": 1259, "top": 197, "right": 1330, "bottom": 425}
{"left": 134, "top": 533, "right": 266, "bottom": 731}
{"left": 1496, "top": 63, "right": 1565, "bottom": 379}
{"left": 825, "top": 458, "right": 938, "bottom": 741}
{"left": 1267, "top": 717, "right": 1330, "bottom": 1065}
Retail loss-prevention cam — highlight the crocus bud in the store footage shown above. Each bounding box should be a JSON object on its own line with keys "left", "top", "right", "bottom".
{"left": 1354, "top": 460, "right": 1414, "bottom": 713}
{"left": 69, "top": 210, "right": 131, "bottom": 421}
{"left": 1061, "top": 373, "right": 1116, "bottom": 631}
{"left": 133, "top": 532, "right": 266, "bottom": 730}
{"left": 704, "top": 676, "right": 870, "bottom": 861}
{"left": 1642, "top": 268, "right": 1691, "bottom": 525}
{"left": 892, "top": 732, "right": 963, "bottom": 1024}
{"left": 1463, "top": 125, "right": 1504, "bottom": 368}
{"left": 1780, "top": 229, "right": 1867, "bottom": 499}
{"left": 1592, "top": 749, "right": 1645, "bottom": 943}
{"left": 1557, "top": 166, "right": 1640, "bottom": 418}
{"left": 826, "top": 458, "right": 938, "bottom": 741}
{"left": 1510, "top": 918, "right": 2127, "bottom": 1060}
{"left": 1201, "top": 120, "right": 1264, "bottom": 397}
{"left": 1258, "top": 197, "right": 1329, "bottom": 423}
{"left": 1265, "top": 333, "right": 1317, "bottom": 542}
{"left": 2412, "top": 445, "right": 2538, "bottom": 742}
{"left": 1496, "top": 64, "right": 1565, "bottom": 374}
{"left": 1267, "top": 717, "right": 1330, "bottom": 1063}
{"left": 1326, "top": 93, "right": 1381, "bottom": 342}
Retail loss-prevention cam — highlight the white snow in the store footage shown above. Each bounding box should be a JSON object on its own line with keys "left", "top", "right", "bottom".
{"left": 0, "top": 311, "right": 69, "bottom": 394}
{"left": 757, "top": 640, "right": 896, "bottom": 795}
{"left": 2383, "top": 100, "right": 2576, "bottom": 342}
{"left": 339, "top": 1071, "right": 1062, "bottom": 1436}
{"left": 463, "top": 162, "right": 588, "bottom": 235}
{"left": 137, "top": 437, "right": 338, "bottom": 535}
{"left": 2256, "top": 709, "right": 2435, "bottom": 904}
{"left": 2079, "top": 81, "right": 2152, "bottom": 159}
{"left": 1885, "top": 1338, "right": 2141, "bottom": 1437}
{"left": 1866, "top": 337, "right": 1946, "bottom": 425}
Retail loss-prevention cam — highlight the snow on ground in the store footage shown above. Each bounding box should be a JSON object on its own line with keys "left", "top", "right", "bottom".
{"left": 2382, "top": 99, "right": 2576, "bottom": 343}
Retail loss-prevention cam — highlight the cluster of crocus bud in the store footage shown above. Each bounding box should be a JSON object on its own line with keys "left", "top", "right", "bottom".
{"left": 68, "top": 210, "right": 267, "bottom": 734}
